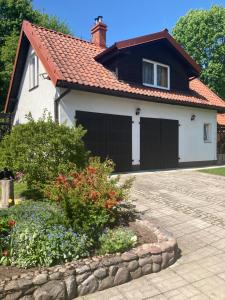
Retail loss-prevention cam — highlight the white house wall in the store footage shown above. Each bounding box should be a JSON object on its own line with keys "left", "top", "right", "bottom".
{"left": 13, "top": 46, "right": 57, "bottom": 124}
{"left": 59, "top": 90, "right": 217, "bottom": 164}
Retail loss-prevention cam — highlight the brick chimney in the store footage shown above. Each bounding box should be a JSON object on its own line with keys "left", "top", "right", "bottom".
{"left": 91, "top": 16, "right": 107, "bottom": 48}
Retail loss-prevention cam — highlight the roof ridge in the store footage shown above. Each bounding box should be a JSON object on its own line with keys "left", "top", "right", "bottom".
{"left": 28, "top": 21, "right": 104, "bottom": 49}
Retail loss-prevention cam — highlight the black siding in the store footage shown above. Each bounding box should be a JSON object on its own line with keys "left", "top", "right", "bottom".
{"left": 104, "top": 40, "right": 190, "bottom": 91}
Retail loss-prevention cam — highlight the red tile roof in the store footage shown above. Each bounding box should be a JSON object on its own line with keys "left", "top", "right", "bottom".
{"left": 217, "top": 114, "right": 225, "bottom": 126}
{"left": 4, "top": 21, "right": 225, "bottom": 112}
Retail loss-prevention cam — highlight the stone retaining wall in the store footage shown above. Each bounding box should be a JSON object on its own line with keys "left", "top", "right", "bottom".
{"left": 0, "top": 220, "right": 179, "bottom": 300}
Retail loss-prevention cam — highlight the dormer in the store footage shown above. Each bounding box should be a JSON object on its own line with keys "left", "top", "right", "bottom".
{"left": 96, "top": 29, "right": 201, "bottom": 92}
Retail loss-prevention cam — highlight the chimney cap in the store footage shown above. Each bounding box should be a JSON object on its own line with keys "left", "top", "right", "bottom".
{"left": 95, "top": 16, "right": 103, "bottom": 24}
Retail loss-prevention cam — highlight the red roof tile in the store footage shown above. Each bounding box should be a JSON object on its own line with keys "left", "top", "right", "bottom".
{"left": 4, "top": 21, "right": 225, "bottom": 112}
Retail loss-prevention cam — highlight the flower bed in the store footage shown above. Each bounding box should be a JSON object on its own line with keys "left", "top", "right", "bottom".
{"left": 0, "top": 220, "right": 178, "bottom": 299}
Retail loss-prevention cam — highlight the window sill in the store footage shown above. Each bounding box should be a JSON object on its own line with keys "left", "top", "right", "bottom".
{"left": 143, "top": 83, "right": 170, "bottom": 91}
{"left": 204, "top": 140, "right": 212, "bottom": 143}
{"left": 29, "top": 85, "right": 39, "bottom": 92}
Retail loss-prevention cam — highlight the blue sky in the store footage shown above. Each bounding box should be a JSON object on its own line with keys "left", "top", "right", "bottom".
{"left": 33, "top": 0, "right": 225, "bottom": 45}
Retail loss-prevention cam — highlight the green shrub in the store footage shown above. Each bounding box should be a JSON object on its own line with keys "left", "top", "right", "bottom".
{"left": 45, "top": 158, "right": 134, "bottom": 243}
{"left": 0, "top": 113, "right": 89, "bottom": 194}
{"left": 10, "top": 223, "right": 90, "bottom": 267}
{"left": 99, "top": 228, "right": 137, "bottom": 255}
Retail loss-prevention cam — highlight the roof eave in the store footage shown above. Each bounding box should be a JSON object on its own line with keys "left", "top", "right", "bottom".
{"left": 56, "top": 80, "right": 225, "bottom": 112}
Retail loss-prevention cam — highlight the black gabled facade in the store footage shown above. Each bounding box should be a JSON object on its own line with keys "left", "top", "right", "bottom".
{"left": 97, "top": 39, "right": 199, "bottom": 92}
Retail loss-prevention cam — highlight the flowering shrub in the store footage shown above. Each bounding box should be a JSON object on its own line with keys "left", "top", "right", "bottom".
{"left": 98, "top": 228, "right": 137, "bottom": 255}
{"left": 45, "top": 158, "right": 134, "bottom": 243}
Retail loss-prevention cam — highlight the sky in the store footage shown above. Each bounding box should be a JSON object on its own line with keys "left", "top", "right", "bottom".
{"left": 33, "top": 0, "right": 225, "bottom": 46}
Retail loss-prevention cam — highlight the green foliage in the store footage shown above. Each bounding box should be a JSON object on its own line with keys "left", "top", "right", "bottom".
{"left": 45, "top": 157, "right": 134, "bottom": 243}
{"left": 0, "top": 0, "right": 71, "bottom": 110}
{"left": 0, "top": 114, "right": 88, "bottom": 194}
{"left": 0, "top": 200, "right": 69, "bottom": 227}
{"left": 173, "top": 5, "right": 225, "bottom": 100}
{"left": 98, "top": 228, "right": 137, "bottom": 255}
{"left": 11, "top": 223, "right": 90, "bottom": 267}
{"left": 0, "top": 201, "right": 91, "bottom": 267}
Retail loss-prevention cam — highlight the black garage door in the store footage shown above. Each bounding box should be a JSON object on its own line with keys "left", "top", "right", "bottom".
{"left": 76, "top": 111, "right": 132, "bottom": 172}
{"left": 140, "top": 117, "right": 179, "bottom": 170}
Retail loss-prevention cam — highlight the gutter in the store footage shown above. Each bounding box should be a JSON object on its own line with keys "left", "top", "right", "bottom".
{"left": 54, "top": 89, "right": 71, "bottom": 123}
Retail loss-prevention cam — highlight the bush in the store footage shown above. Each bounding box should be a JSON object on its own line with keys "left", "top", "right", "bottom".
{"left": 45, "top": 158, "right": 134, "bottom": 243}
{"left": 10, "top": 223, "right": 90, "bottom": 267}
{"left": 98, "top": 228, "right": 137, "bottom": 255}
{"left": 0, "top": 201, "right": 91, "bottom": 267}
{"left": 0, "top": 113, "right": 89, "bottom": 194}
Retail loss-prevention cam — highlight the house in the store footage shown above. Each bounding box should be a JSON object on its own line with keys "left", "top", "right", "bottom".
{"left": 4, "top": 17, "right": 225, "bottom": 172}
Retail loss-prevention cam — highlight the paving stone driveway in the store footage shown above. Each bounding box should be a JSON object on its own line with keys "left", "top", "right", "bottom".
{"left": 78, "top": 169, "right": 225, "bottom": 300}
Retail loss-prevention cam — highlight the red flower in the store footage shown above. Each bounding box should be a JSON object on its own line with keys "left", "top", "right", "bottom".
{"left": 104, "top": 199, "right": 118, "bottom": 209}
{"left": 89, "top": 191, "right": 99, "bottom": 200}
{"left": 87, "top": 166, "right": 96, "bottom": 174}
{"left": 108, "top": 190, "right": 116, "bottom": 198}
{"left": 8, "top": 220, "right": 16, "bottom": 228}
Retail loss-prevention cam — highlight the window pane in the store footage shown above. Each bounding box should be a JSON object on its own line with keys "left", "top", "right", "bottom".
{"left": 204, "top": 124, "right": 211, "bottom": 142}
{"left": 143, "top": 61, "right": 154, "bottom": 85}
{"left": 157, "top": 65, "right": 168, "bottom": 88}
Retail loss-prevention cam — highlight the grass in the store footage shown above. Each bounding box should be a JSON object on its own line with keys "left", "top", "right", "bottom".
{"left": 200, "top": 167, "right": 225, "bottom": 177}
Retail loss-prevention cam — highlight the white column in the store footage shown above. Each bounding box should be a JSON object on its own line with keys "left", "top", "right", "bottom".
{"left": 132, "top": 115, "right": 140, "bottom": 165}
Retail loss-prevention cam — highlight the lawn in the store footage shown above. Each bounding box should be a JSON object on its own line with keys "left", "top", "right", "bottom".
{"left": 200, "top": 167, "right": 225, "bottom": 177}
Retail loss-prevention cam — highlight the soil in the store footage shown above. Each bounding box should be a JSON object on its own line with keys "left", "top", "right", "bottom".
{"left": 0, "top": 222, "right": 157, "bottom": 280}
{"left": 129, "top": 222, "right": 158, "bottom": 245}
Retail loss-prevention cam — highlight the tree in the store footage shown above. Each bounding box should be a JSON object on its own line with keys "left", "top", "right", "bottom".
{"left": 173, "top": 6, "right": 225, "bottom": 100}
{"left": 0, "top": 0, "right": 71, "bottom": 111}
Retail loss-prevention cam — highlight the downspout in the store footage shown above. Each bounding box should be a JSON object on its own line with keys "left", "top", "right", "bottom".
{"left": 54, "top": 89, "right": 71, "bottom": 123}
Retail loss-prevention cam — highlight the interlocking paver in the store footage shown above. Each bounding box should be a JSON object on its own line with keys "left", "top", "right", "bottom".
{"left": 79, "top": 169, "right": 225, "bottom": 300}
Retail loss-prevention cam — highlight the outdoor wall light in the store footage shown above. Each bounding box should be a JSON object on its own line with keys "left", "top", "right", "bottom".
{"left": 136, "top": 108, "right": 141, "bottom": 115}
{"left": 191, "top": 114, "right": 196, "bottom": 121}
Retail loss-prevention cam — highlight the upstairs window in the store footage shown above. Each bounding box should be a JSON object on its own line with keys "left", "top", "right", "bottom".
{"left": 142, "top": 59, "right": 170, "bottom": 90}
{"left": 29, "top": 54, "right": 39, "bottom": 90}
{"left": 204, "top": 123, "right": 212, "bottom": 143}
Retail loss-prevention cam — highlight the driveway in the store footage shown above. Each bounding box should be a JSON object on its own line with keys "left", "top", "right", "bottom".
{"left": 78, "top": 169, "right": 225, "bottom": 299}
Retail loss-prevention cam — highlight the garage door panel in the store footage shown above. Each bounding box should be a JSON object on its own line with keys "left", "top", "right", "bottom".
{"left": 161, "top": 119, "right": 179, "bottom": 168}
{"left": 140, "top": 118, "right": 161, "bottom": 170}
{"left": 76, "top": 111, "right": 132, "bottom": 172}
{"left": 140, "top": 117, "right": 178, "bottom": 170}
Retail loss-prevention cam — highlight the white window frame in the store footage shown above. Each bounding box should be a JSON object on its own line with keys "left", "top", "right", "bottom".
{"left": 142, "top": 58, "right": 170, "bottom": 90}
{"left": 29, "top": 53, "right": 39, "bottom": 90}
{"left": 203, "top": 123, "right": 212, "bottom": 143}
